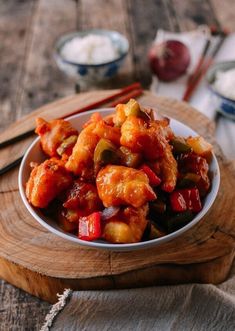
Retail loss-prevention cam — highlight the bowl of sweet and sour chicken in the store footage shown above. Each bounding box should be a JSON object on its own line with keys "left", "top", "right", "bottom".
{"left": 19, "top": 99, "right": 220, "bottom": 251}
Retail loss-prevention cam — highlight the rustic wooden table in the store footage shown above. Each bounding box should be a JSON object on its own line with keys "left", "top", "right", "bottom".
{"left": 0, "top": 0, "right": 235, "bottom": 330}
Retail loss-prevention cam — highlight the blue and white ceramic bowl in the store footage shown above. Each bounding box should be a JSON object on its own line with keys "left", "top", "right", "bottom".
{"left": 54, "top": 30, "right": 129, "bottom": 83}
{"left": 207, "top": 61, "right": 235, "bottom": 120}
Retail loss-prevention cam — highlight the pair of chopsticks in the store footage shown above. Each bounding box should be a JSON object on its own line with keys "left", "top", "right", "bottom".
{"left": 182, "top": 28, "right": 228, "bottom": 102}
{"left": 0, "top": 82, "right": 143, "bottom": 176}
{"left": 0, "top": 82, "right": 143, "bottom": 150}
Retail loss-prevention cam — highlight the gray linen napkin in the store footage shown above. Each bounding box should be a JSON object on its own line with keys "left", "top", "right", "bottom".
{"left": 41, "top": 263, "right": 235, "bottom": 331}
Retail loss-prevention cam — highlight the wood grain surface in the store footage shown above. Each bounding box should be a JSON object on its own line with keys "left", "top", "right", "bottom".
{"left": 0, "top": 91, "right": 234, "bottom": 304}
{"left": 1, "top": 0, "right": 235, "bottom": 329}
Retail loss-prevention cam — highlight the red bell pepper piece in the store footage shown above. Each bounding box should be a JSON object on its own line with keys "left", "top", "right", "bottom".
{"left": 170, "top": 191, "right": 187, "bottom": 212}
{"left": 140, "top": 164, "right": 161, "bottom": 186}
{"left": 187, "top": 188, "right": 202, "bottom": 212}
{"left": 78, "top": 212, "right": 101, "bottom": 241}
{"left": 170, "top": 188, "right": 202, "bottom": 213}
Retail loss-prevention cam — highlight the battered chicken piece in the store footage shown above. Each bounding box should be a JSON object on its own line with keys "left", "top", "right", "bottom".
{"left": 96, "top": 165, "right": 156, "bottom": 208}
{"left": 152, "top": 117, "right": 174, "bottom": 141}
{"left": 159, "top": 143, "right": 178, "bottom": 192}
{"left": 82, "top": 112, "right": 103, "bottom": 128}
{"left": 35, "top": 118, "right": 78, "bottom": 157}
{"left": 26, "top": 158, "right": 72, "bottom": 208}
{"left": 65, "top": 122, "right": 99, "bottom": 177}
{"left": 113, "top": 104, "right": 126, "bottom": 127}
{"left": 93, "top": 120, "right": 121, "bottom": 146}
{"left": 103, "top": 204, "right": 148, "bottom": 243}
{"left": 120, "top": 116, "right": 167, "bottom": 160}
{"left": 103, "top": 114, "right": 114, "bottom": 126}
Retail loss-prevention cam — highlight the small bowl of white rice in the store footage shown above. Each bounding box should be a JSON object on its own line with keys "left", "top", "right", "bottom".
{"left": 54, "top": 29, "right": 129, "bottom": 83}
{"left": 207, "top": 61, "right": 235, "bottom": 120}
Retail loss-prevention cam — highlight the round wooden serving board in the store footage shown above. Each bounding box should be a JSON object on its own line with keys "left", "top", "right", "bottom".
{"left": 0, "top": 91, "right": 235, "bottom": 303}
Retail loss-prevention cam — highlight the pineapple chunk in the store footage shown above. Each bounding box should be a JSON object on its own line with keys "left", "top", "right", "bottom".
{"left": 124, "top": 99, "right": 141, "bottom": 117}
{"left": 113, "top": 104, "right": 127, "bottom": 127}
{"left": 103, "top": 221, "right": 135, "bottom": 243}
{"left": 186, "top": 136, "right": 213, "bottom": 163}
{"left": 102, "top": 205, "right": 148, "bottom": 243}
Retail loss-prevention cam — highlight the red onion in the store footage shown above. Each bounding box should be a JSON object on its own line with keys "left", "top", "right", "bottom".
{"left": 101, "top": 206, "right": 120, "bottom": 221}
{"left": 148, "top": 40, "right": 191, "bottom": 82}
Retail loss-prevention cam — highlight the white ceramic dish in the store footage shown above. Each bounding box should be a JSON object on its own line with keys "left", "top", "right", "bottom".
{"left": 19, "top": 109, "right": 220, "bottom": 251}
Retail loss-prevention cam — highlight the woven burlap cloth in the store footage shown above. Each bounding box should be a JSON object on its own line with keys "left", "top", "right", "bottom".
{"left": 41, "top": 261, "right": 235, "bottom": 331}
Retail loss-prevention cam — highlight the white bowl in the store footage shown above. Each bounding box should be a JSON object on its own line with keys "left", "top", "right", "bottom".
{"left": 19, "top": 109, "right": 220, "bottom": 251}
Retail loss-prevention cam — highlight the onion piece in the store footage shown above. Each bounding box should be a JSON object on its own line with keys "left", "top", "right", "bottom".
{"left": 101, "top": 206, "right": 120, "bottom": 221}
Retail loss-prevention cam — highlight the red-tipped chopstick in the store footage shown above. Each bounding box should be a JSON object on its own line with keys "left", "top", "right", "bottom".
{"left": 0, "top": 82, "right": 143, "bottom": 150}
{"left": 186, "top": 38, "right": 211, "bottom": 86}
{"left": 0, "top": 82, "right": 143, "bottom": 175}
{"left": 109, "top": 88, "right": 143, "bottom": 107}
{"left": 64, "top": 82, "right": 142, "bottom": 118}
{"left": 183, "top": 59, "right": 212, "bottom": 102}
{"left": 182, "top": 30, "right": 228, "bottom": 101}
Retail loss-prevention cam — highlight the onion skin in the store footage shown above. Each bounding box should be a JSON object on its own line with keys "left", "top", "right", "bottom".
{"left": 148, "top": 40, "right": 191, "bottom": 82}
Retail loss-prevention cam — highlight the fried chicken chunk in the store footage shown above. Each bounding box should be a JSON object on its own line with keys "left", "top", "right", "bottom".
{"left": 113, "top": 104, "right": 126, "bottom": 127}
{"left": 85, "top": 112, "right": 120, "bottom": 145}
{"left": 65, "top": 123, "right": 99, "bottom": 178}
{"left": 152, "top": 117, "right": 174, "bottom": 141}
{"left": 103, "top": 204, "right": 148, "bottom": 243}
{"left": 120, "top": 116, "right": 168, "bottom": 160}
{"left": 26, "top": 158, "right": 72, "bottom": 208}
{"left": 93, "top": 120, "right": 121, "bottom": 146}
{"left": 96, "top": 165, "right": 156, "bottom": 208}
{"left": 159, "top": 143, "right": 178, "bottom": 192}
{"left": 35, "top": 118, "right": 78, "bottom": 157}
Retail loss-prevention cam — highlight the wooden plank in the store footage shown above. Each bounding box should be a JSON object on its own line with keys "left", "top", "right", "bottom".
{"left": 127, "top": 0, "right": 174, "bottom": 88}
{"left": 0, "top": 276, "right": 50, "bottom": 331}
{"left": 76, "top": 0, "right": 135, "bottom": 89}
{"left": 165, "top": 0, "right": 181, "bottom": 32}
{"left": 16, "top": 0, "right": 77, "bottom": 119}
{"left": 0, "top": 0, "right": 36, "bottom": 131}
{"left": 210, "top": 0, "right": 235, "bottom": 31}
{"left": 171, "top": 0, "right": 221, "bottom": 30}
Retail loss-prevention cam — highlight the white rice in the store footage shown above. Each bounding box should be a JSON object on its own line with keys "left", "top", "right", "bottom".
{"left": 213, "top": 68, "right": 235, "bottom": 100}
{"left": 61, "top": 34, "right": 119, "bottom": 65}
